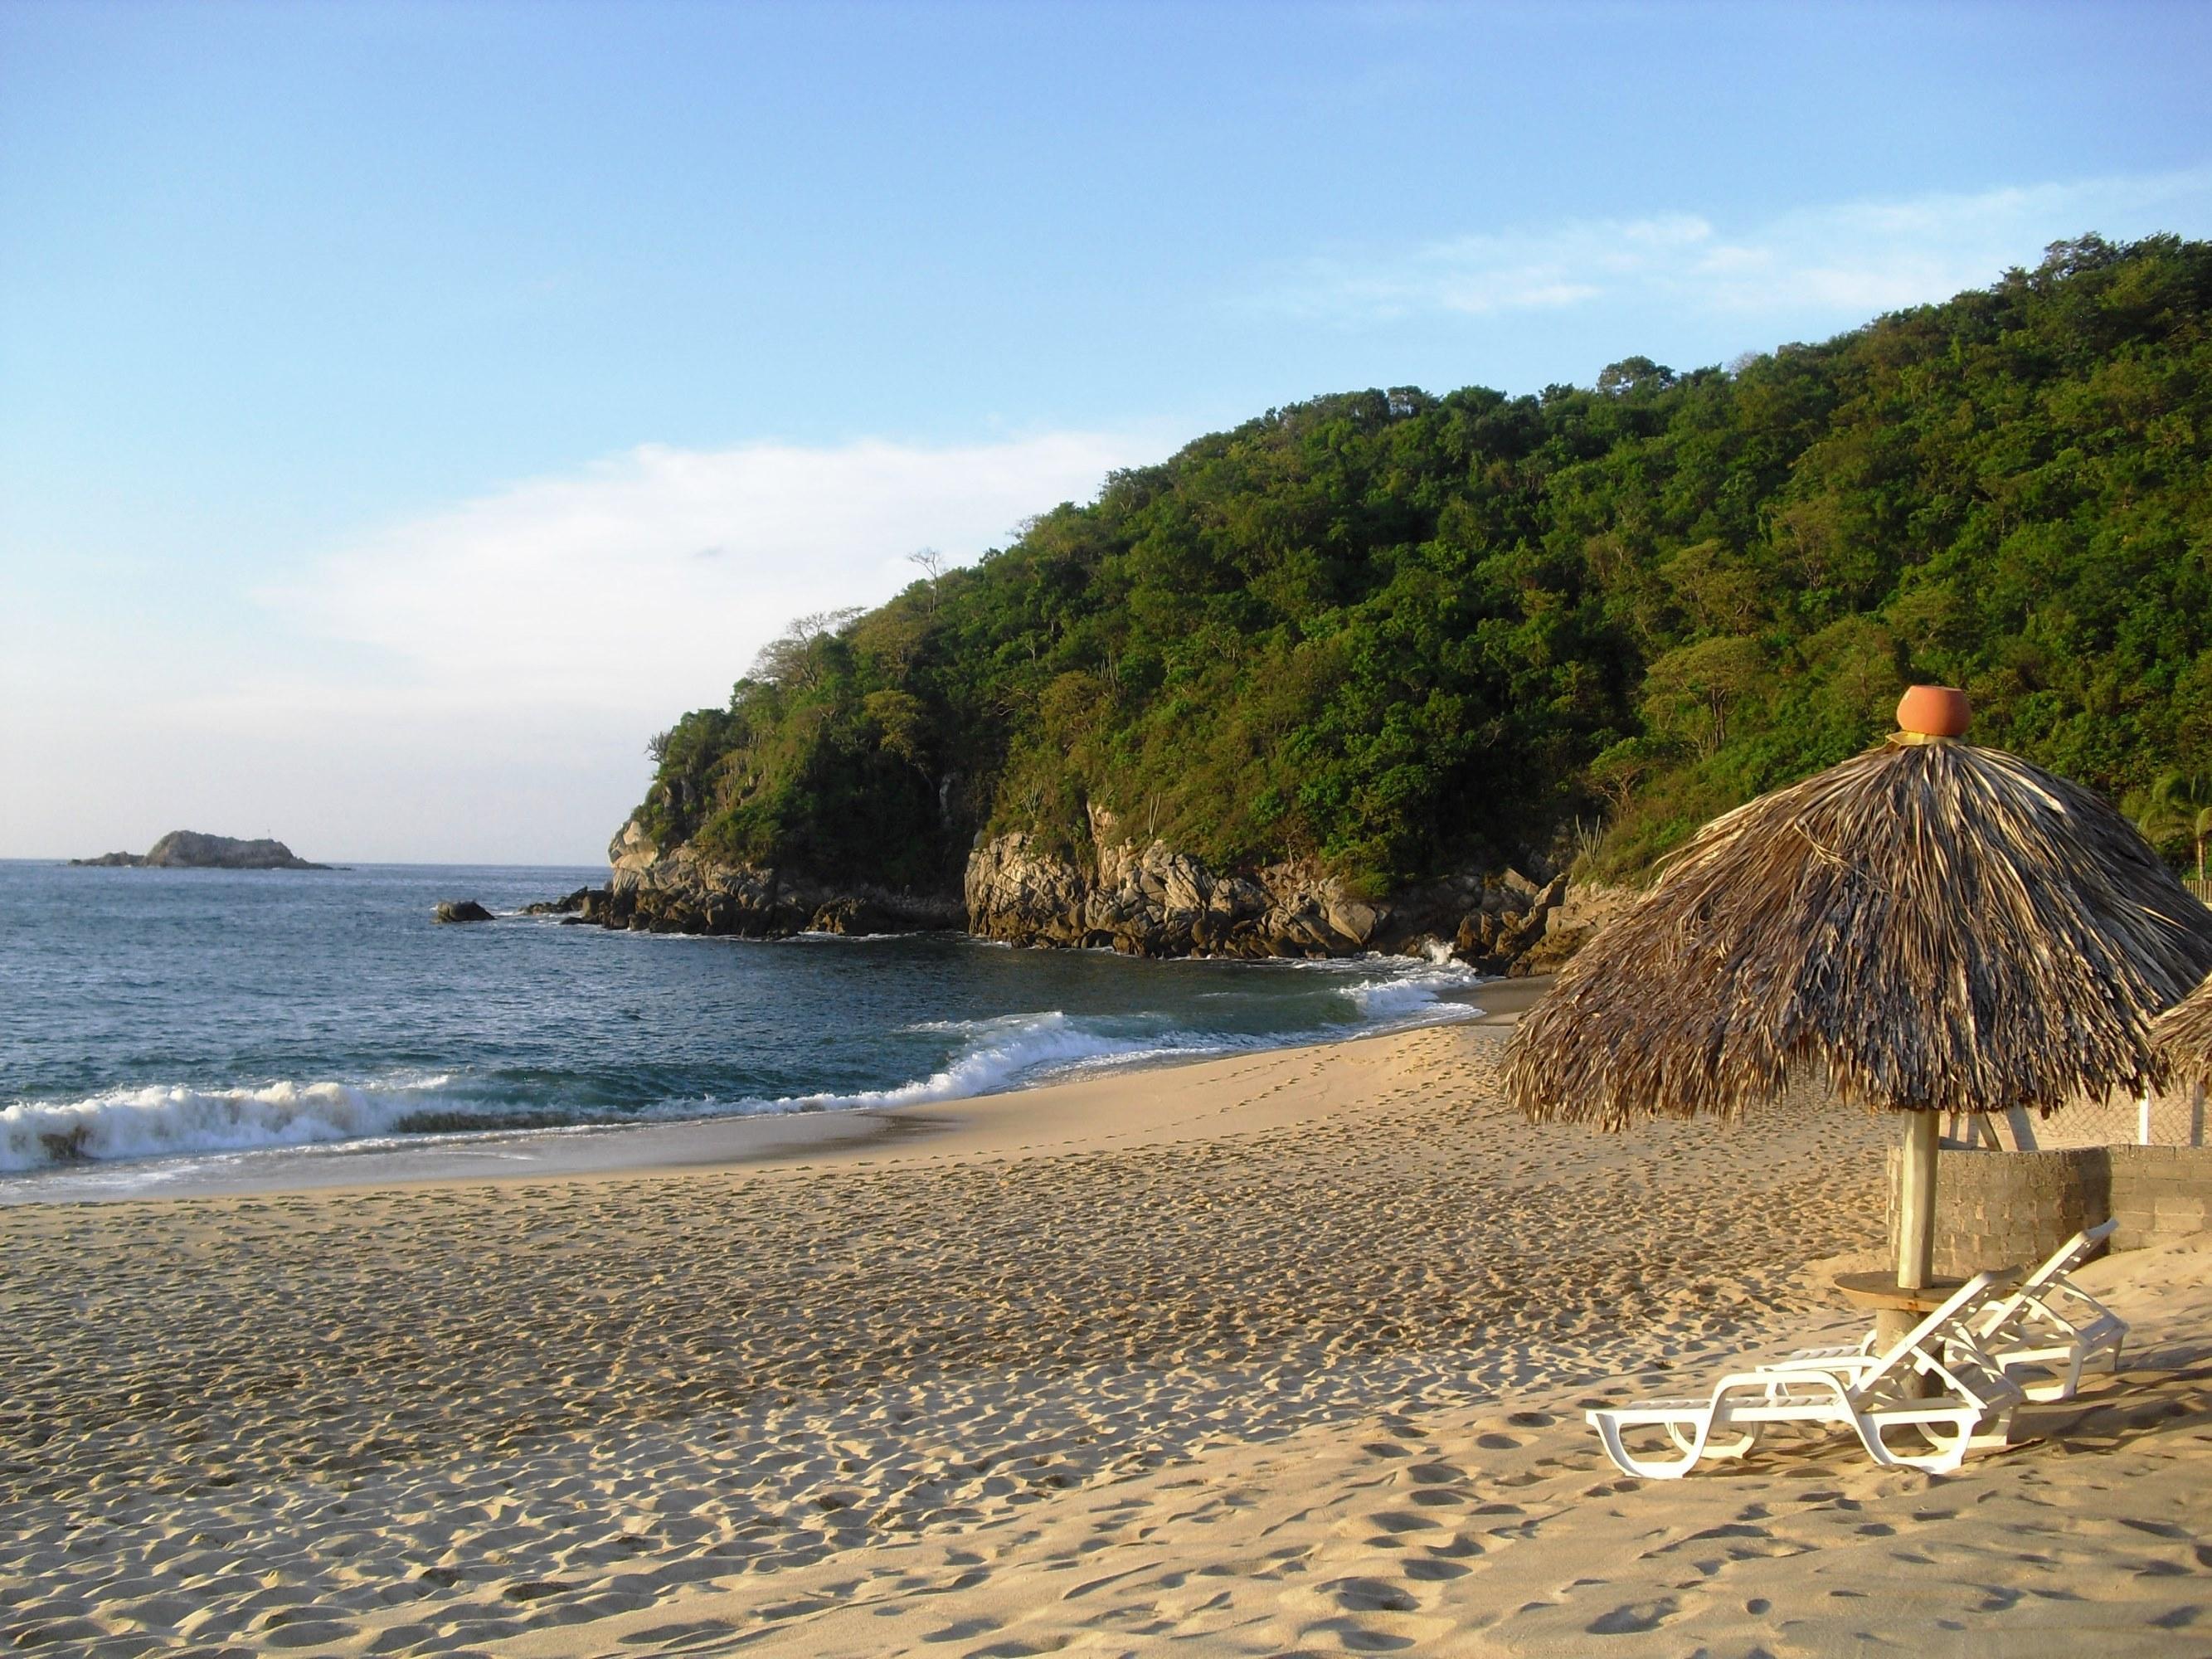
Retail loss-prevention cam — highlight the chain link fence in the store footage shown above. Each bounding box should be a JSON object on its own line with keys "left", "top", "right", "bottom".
{"left": 1953, "top": 1082, "right": 2207, "bottom": 1152}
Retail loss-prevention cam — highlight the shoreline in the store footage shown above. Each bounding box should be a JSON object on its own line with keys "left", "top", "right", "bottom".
{"left": 0, "top": 975, "right": 1556, "bottom": 1206}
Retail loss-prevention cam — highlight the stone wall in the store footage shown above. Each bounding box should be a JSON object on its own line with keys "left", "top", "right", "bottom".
{"left": 2110, "top": 1146, "right": 2212, "bottom": 1248}
{"left": 1889, "top": 1143, "right": 2212, "bottom": 1275}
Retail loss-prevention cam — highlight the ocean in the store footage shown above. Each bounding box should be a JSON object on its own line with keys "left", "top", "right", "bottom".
{"left": 0, "top": 859, "right": 1485, "bottom": 1198}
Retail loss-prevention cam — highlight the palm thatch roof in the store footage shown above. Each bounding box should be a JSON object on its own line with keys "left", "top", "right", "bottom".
{"left": 2152, "top": 968, "right": 2212, "bottom": 1087}
{"left": 1509, "top": 736, "right": 2212, "bottom": 1129}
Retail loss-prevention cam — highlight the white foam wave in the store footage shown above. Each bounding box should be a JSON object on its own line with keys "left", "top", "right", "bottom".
{"left": 0, "top": 1075, "right": 470, "bottom": 1174}
{"left": 779, "top": 1010, "right": 1184, "bottom": 1111}
{"left": 1341, "top": 960, "right": 1485, "bottom": 1021}
{"left": 3, "top": 955, "right": 1489, "bottom": 1175}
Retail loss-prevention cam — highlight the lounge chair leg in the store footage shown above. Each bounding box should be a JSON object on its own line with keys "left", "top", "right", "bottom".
{"left": 1670, "top": 1422, "right": 1756, "bottom": 1460}
{"left": 1861, "top": 1412, "right": 1976, "bottom": 1474}
{"left": 1967, "top": 1406, "right": 2015, "bottom": 1452}
{"left": 1594, "top": 1415, "right": 1708, "bottom": 1481}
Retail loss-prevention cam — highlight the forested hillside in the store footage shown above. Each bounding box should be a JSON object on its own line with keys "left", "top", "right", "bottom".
{"left": 634, "top": 235, "right": 2212, "bottom": 901}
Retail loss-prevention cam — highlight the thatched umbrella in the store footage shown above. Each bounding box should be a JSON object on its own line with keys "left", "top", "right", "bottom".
{"left": 1509, "top": 686, "right": 2212, "bottom": 1296}
{"left": 2152, "top": 973, "right": 2212, "bottom": 1144}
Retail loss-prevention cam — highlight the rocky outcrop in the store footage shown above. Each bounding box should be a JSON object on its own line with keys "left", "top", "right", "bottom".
{"left": 584, "top": 810, "right": 1634, "bottom": 967}
{"left": 967, "top": 829, "right": 1379, "bottom": 958}
{"left": 71, "top": 832, "right": 328, "bottom": 870}
{"left": 963, "top": 806, "right": 1625, "bottom": 971}
{"left": 590, "top": 819, "right": 964, "bottom": 938}
{"left": 523, "top": 887, "right": 604, "bottom": 916}
{"left": 433, "top": 900, "right": 495, "bottom": 923}
{"left": 1519, "top": 881, "right": 1640, "bottom": 974}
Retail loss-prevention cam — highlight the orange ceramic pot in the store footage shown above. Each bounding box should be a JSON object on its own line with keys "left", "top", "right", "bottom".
{"left": 1896, "top": 684, "right": 1971, "bottom": 738}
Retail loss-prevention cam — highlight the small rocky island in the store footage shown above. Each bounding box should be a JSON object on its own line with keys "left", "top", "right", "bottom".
{"left": 71, "top": 831, "right": 329, "bottom": 870}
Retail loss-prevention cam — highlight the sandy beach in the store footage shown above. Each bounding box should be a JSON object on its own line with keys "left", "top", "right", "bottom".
{"left": 3, "top": 1007, "right": 2207, "bottom": 1656}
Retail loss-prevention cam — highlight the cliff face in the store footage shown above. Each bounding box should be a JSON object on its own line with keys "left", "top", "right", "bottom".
{"left": 584, "top": 810, "right": 1635, "bottom": 969}
{"left": 966, "top": 825, "right": 1380, "bottom": 958}
{"left": 589, "top": 818, "right": 964, "bottom": 937}
{"left": 963, "top": 806, "right": 1626, "bottom": 972}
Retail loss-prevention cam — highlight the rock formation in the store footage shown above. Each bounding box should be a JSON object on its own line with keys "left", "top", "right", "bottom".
{"left": 70, "top": 832, "right": 328, "bottom": 870}
{"left": 584, "top": 819, "right": 965, "bottom": 938}
{"left": 432, "top": 900, "right": 495, "bottom": 924}
{"left": 963, "top": 806, "right": 1595, "bottom": 972}
{"left": 522, "top": 887, "right": 601, "bottom": 916}
{"left": 577, "top": 806, "right": 1630, "bottom": 971}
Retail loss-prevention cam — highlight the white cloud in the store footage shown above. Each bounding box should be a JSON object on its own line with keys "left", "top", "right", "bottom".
{"left": 1267, "top": 167, "right": 2212, "bottom": 326}
{"left": 3, "top": 431, "right": 1154, "bottom": 862}
{"left": 260, "top": 431, "right": 1150, "bottom": 723}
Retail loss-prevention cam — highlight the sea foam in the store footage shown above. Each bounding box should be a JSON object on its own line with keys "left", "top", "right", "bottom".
{"left": 0, "top": 1076, "right": 466, "bottom": 1174}
{"left": 2, "top": 952, "right": 1485, "bottom": 1174}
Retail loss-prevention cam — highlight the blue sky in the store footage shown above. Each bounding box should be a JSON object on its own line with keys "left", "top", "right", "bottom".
{"left": 5, "top": 1, "right": 2211, "bottom": 862}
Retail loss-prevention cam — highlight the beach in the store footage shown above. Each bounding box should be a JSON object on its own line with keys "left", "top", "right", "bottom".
{"left": 3, "top": 1010, "right": 2207, "bottom": 1656}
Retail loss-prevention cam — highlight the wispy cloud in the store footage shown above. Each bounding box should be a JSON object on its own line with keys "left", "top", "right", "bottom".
{"left": 259, "top": 431, "right": 1152, "bottom": 722}
{"left": 1266, "top": 167, "right": 2212, "bottom": 326}
{"left": 3, "top": 432, "right": 1154, "bottom": 860}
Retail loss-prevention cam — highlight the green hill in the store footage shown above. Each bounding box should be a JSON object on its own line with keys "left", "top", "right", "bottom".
{"left": 626, "top": 235, "right": 2212, "bottom": 928}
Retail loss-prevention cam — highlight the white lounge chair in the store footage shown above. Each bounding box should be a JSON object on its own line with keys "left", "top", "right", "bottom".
{"left": 1767, "top": 1220, "right": 2125, "bottom": 1404}
{"left": 1587, "top": 1272, "right": 2023, "bottom": 1480}
{"left": 1970, "top": 1219, "right": 2126, "bottom": 1400}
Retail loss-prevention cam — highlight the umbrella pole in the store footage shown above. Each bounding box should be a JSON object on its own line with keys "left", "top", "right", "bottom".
{"left": 1896, "top": 1112, "right": 1940, "bottom": 1291}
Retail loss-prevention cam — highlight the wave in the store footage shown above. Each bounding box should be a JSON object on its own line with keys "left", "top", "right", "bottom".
{"left": 1342, "top": 960, "right": 1486, "bottom": 1021}
{"left": 0, "top": 1075, "right": 474, "bottom": 1174}
{"left": 2, "top": 952, "right": 1486, "bottom": 1175}
{"left": 782, "top": 1010, "right": 1196, "bottom": 1111}
{"left": 839, "top": 954, "right": 1485, "bottom": 1103}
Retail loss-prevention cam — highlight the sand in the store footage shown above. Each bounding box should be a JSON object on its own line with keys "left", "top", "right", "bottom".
{"left": 1, "top": 1010, "right": 2206, "bottom": 1657}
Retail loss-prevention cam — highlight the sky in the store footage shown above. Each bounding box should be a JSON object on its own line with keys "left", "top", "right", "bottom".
{"left": 4, "top": 1, "right": 2211, "bottom": 864}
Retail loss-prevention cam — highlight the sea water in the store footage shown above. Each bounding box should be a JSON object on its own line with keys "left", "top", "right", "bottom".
{"left": 0, "top": 859, "right": 1484, "bottom": 1194}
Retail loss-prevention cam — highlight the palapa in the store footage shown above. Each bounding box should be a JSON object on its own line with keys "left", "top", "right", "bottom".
{"left": 1507, "top": 688, "right": 2212, "bottom": 1293}
{"left": 2152, "top": 969, "right": 2212, "bottom": 1089}
{"left": 1509, "top": 735, "right": 2212, "bottom": 1129}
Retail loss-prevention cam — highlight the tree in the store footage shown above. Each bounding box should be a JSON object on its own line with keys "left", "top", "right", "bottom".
{"left": 907, "top": 548, "right": 948, "bottom": 613}
{"left": 1641, "top": 636, "right": 1767, "bottom": 761}
{"left": 1587, "top": 736, "right": 1670, "bottom": 817}
{"left": 863, "top": 688, "right": 932, "bottom": 779}
{"left": 1597, "top": 357, "right": 1677, "bottom": 396}
{"left": 751, "top": 608, "right": 863, "bottom": 688}
{"left": 2132, "top": 771, "right": 2212, "bottom": 885}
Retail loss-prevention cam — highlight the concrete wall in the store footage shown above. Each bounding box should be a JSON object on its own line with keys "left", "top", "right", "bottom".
{"left": 1888, "top": 1143, "right": 2212, "bottom": 1276}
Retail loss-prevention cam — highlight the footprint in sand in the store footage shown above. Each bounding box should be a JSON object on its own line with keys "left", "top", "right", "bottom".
{"left": 1364, "top": 1510, "right": 1441, "bottom": 1536}
{"left": 1320, "top": 1576, "right": 1423, "bottom": 1614}
{"left": 1586, "top": 1595, "right": 1681, "bottom": 1634}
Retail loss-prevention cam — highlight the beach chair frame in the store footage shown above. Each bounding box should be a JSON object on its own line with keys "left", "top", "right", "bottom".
{"left": 1587, "top": 1272, "right": 2023, "bottom": 1481}
{"left": 1767, "top": 1220, "right": 2126, "bottom": 1404}
{"left": 1966, "top": 1219, "right": 2126, "bottom": 1401}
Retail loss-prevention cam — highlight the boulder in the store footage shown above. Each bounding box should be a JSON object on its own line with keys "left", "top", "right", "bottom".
{"left": 434, "top": 900, "right": 494, "bottom": 924}
{"left": 523, "top": 886, "right": 605, "bottom": 916}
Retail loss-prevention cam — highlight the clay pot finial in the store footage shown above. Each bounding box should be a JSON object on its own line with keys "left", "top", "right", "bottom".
{"left": 1896, "top": 684, "right": 1971, "bottom": 739}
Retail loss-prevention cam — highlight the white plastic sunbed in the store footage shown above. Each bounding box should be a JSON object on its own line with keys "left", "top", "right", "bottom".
{"left": 1766, "top": 1220, "right": 2126, "bottom": 1405}
{"left": 1587, "top": 1272, "right": 2024, "bottom": 1480}
{"left": 1971, "top": 1220, "right": 2127, "bottom": 1399}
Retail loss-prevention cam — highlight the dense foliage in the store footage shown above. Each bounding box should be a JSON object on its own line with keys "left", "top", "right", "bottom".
{"left": 634, "top": 236, "right": 2212, "bottom": 897}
